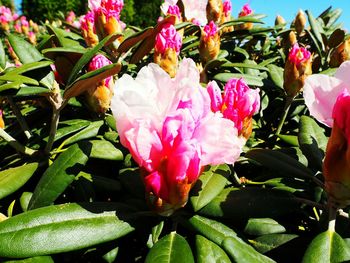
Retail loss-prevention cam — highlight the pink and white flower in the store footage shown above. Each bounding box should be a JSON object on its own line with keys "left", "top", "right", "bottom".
{"left": 303, "top": 61, "right": 350, "bottom": 127}
{"left": 111, "top": 58, "right": 244, "bottom": 214}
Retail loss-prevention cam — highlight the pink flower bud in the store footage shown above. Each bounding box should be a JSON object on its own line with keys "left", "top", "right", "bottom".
{"left": 88, "top": 54, "right": 112, "bottom": 85}
{"left": 167, "top": 5, "right": 181, "bottom": 20}
{"left": 223, "top": 0, "right": 232, "bottom": 17}
{"left": 288, "top": 43, "right": 311, "bottom": 67}
{"left": 239, "top": 4, "right": 252, "bottom": 17}
{"left": 203, "top": 21, "right": 218, "bottom": 41}
{"left": 155, "top": 23, "right": 182, "bottom": 54}
{"left": 66, "top": 11, "right": 76, "bottom": 24}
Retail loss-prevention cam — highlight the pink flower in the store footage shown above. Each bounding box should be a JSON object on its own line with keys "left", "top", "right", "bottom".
{"left": 207, "top": 78, "right": 260, "bottom": 136}
{"left": 111, "top": 58, "right": 244, "bottom": 214}
{"left": 81, "top": 11, "right": 95, "bottom": 32}
{"left": 20, "top": 16, "right": 29, "bottom": 27}
{"left": 155, "top": 23, "right": 182, "bottom": 54}
{"left": 303, "top": 61, "right": 350, "bottom": 127}
{"left": 223, "top": 0, "right": 232, "bottom": 17}
{"left": 98, "top": 0, "right": 124, "bottom": 21}
{"left": 88, "top": 54, "right": 112, "bottom": 85}
{"left": 203, "top": 21, "right": 218, "bottom": 41}
{"left": 182, "top": 0, "right": 208, "bottom": 25}
{"left": 288, "top": 43, "right": 311, "bottom": 66}
{"left": 167, "top": 5, "right": 181, "bottom": 19}
{"left": 88, "top": 0, "right": 102, "bottom": 10}
{"left": 239, "top": 3, "right": 252, "bottom": 17}
{"left": 333, "top": 90, "right": 350, "bottom": 139}
{"left": 66, "top": 11, "right": 76, "bottom": 24}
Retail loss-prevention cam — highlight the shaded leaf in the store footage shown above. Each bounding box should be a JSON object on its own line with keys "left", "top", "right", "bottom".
{"left": 196, "top": 235, "right": 231, "bottom": 263}
{"left": 251, "top": 234, "right": 298, "bottom": 254}
{"left": 267, "top": 64, "right": 284, "bottom": 89}
{"left": 214, "top": 73, "right": 263, "bottom": 86}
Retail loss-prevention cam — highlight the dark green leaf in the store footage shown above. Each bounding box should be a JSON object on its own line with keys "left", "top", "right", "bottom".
{"left": 118, "top": 27, "right": 153, "bottom": 53}
{"left": 3, "top": 256, "right": 54, "bottom": 263}
{"left": 20, "top": 192, "right": 33, "bottom": 212}
{"left": 28, "top": 143, "right": 91, "bottom": 209}
{"left": 0, "top": 39, "right": 6, "bottom": 69}
{"left": 302, "top": 230, "right": 350, "bottom": 263}
{"left": 63, "top": 120, "right": 103, "bottom": 146}
{"left": 267, "top": 64, "right": 284, "bottom": 89}
{"left": 196, "top": 235, "right": 231, "bottom": 263}
{"left": 244, "top": 218, "right": 286, "bottom": 236}
{"left": 190, "top": 164, "right": 230, "bottom": 212}
{"left": 145, "top": 232, "right": 194, "bottom": 263}
{"left": 306, "top": 11, "right": 325, "bottom": 50}
{"left": 6, "top": 61, "right": 53, "bottom": 75}
{"left": 0, "top": 203, "right": 134, "bottom": 258}
{"left": 7, "top": 34, "right": 44, "bottom": 64}
{"left": 251, "top": 234, "right": 298, "bottom": 254}
{"left": 89, "top": 140, "right": 124, "bottom": 161}
{"left": 214, "top": 73, "right": 263, "bottom": 86}
{"left": 0, "top": 163, "right": 38, "bottom": 200}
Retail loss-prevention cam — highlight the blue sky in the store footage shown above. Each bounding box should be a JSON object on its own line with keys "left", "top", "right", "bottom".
{"left": 231, "top": 0, "right": 350, "bottom": 31}
{"left": 13, "top": 0, "right": 350, "bottom": 31}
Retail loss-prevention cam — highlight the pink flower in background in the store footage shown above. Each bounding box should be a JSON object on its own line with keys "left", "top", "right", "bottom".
{"left": 223, "top": 0, "right": 232, "bottom": 17}
{"left": 239, "top": 3, "right": 252, "bottom": 17}
{"left": 20, "top": 16, "right": 29, "bottom": 27}
{"left": 207, "top": 78, "right": 260, "bottom": 136}
{"left": 111, "top": 58, "right": 244, "bottom": 214}
{"left": 81, "top": 11, "right": 95, "bottom": 32}
{"left": 88, "top": 0, "right": 101, "bottom": 10}
{"left": 288, "top": 43, "right": 311, "bottom": 66}
{"left": 66, "top": 11, "right": 76, "bottom": 24}
{"left": 98, "top": 0, "right": 124, "bottom": 21}
{"left": 155, "top": 23, "right": 182, "bottom": 54}
{"left": 303, "top": 61, "right": 350, "bottom": 127}
{"left": 182, "top": 0, "right": 208, "bottom": 25}
{"left": 202, "top": 21, "right": 218, "bottom": 41}
{"left": 88, "top": 54, "right": 113, "bottom": 85}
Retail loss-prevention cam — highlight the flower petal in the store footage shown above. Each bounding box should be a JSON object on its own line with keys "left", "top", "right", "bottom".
{"left": 335, "top": 61, "right": 350, "bottom": 86}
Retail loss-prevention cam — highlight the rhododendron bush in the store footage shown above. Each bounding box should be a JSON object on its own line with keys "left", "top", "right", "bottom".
{"left": 0, "top": 1, "right": 350, "bottom": 262}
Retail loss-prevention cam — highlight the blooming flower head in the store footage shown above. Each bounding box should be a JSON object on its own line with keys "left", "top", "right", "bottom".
{"left": 203, "top": 21, "right": 218, "bottom": 41}
{"left": 288, "top": 43, "right": 311, "bottom": 66}
{"left": 303, "top": 61, "right": 350, "bottom": 127}
{"left": 111, "top": 58, "right": 244, "bottom": 215}
{"left": 323, "top": 90, "right": 350, "bottom": 207}
{"left": 98, "top": 0, "right": 124, "bottom": 21}
{"left": 239, "top": 3, "right": 252, "bottom": 17}
{"left": 207, "top": 78, "right": 260, "bottom": 138}
{"left": 155, "top": 23, "right": 182, "bottom": 55}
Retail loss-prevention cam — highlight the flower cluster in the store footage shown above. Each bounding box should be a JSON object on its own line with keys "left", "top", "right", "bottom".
{"left": 155, "top": 23, "right": 182, "bottom": 55}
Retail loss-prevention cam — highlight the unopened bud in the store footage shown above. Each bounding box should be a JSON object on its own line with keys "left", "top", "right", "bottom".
{"left": 329, "top": 39, "right": 350, "bottom": 68}
{"left": 199, "top": 21, "right": 221, "bottom": 64}
{"left": 294, "top": 9, "right": 306, "bottom": 35}
{"left": 206, "top": 0, "right": 223, "bottom": 23}
{"left": 275, "top": 15, "right": 286, "bottom": 27}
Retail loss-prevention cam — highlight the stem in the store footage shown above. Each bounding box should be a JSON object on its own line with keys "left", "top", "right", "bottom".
{"left": 294, "top": 197, "right": 326, "bottom": 210}
{"left": 275, "top": 96, "right": 293, "bottom": 136}
{"left": 0, "top": 128, "right": 37, "bottom": 156}
{"left": 328, "top": 204, "right": 337, "bottom": 232}
{"left": 7, "top": 96, "right": 32, "bottom": 139}
{"left": 44, "top": 109, "right": 60, "bottom": 154}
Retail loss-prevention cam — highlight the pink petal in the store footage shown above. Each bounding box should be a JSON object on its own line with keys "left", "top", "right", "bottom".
{"left": 206, "top": 81, "right": 223, "bottom": 112}
{"left": 182, "top": 0, "right": 208, "bottom": 25}
{"left": 335, "top": 61, "right": 350, "bottom": 88}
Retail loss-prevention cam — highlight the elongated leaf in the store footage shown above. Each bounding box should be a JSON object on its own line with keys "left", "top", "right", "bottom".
{"left": 0, "top": 81, "right": 22, "bottom": 92}
{"left": 0, "top": 39, "right": 6, "bottom": 69}
{"left": 89, "top": 140, "right": 124, "bottom": 160}
{"left": 63, "top": 120, "right": 103, "bottom": 145}
{"left": 117, "top": 27, "right": 153, "bottom": 53}
{"left": 20, "top": 192, "right": 32, "bottom": 212}
{"left": 196, "top": 235, "right": 231, "bottom": 263}
{"left": 222, "top": 62, "right": 268, "bottom": 71}
{"left": 267, "top": 64, "right": 284, "bottom": 89}
{"left": 223, "top": 237, "right": 276, "bottom": 263}
{"left": 306, "top": 11, "right": 325, "bottom": 50}
{"left": 278, "top": 134, "right": 299, "bottom": 147}
{"left": 63, "top": 63, "right": 121, "bottom": 99}
{"left": 28, "top": 143, "right": 91, "bottom": 209}
{"left": 67, "top": 34, "right": 121, "bottom": 85}
{"left": 6, "top": 61, "right": 53, "bottom": 75}
{"left": 251, "top": 234, "right": 298, "bottom": 254}
{"left": 0, "top": 74, "right": 39, "bottom": 86}
{"left": 246, "top": 148, "right": 314, "bottom": 179}
{"left": 7, "top": 34, "right": 43, "bottom": 63}
{"left": 328, "top": 29, "right": 345, "bottom": 48}
{"left": 145, "top": 232, "right": 194, "bottom": 263}
{"left": 302, "top": 230, "right": 350, "bottom": 263}
{"left": 3, "top": 256, "right": 54, "bottom": 263}
{"left": 190, "top": 164, "right": 230, "bottom": 212}
{"left": 244, "top": 218, "right": 286, "bottom": 236}
{"left": 0, "top": 163, "right": 38, "bottom": 200}
{"left": 214, "top": 73, "right": 263, "bottom": 86}
{"left": 0, "top": 203, "right": 134, "bottom": 258}
{"left": 45, "top": 120, "right": 90, "bottom": 142}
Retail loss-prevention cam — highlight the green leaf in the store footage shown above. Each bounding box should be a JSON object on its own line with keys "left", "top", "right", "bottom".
{"left": 306, "top": 11, "right": 325, "bottom": 50}
{"left": 302, "top": 230, "right": 350, "bottom": 263}
{"left": 188, "top": 215, "right": 237, "bottom": 245}
{"left": 0, "top": 74, "right": 39, "bottom": 86}
{"left": 267, "top": 64, "right": 284, "bottom": 89}
{"left": 28, "top": 143, "right": 91, "bottom": 209}
{"left": 20, "top": 192, "right": 33, "bottom": 212}
{"left": 0, "top": 39, "right": 6, "bottom": 69}
{"left": 190, "top": 164, "right": 230, "bottom": 212}
{"left": 117, "top": 27, "right": 153, "bottom": 53}
{"left": 0, "top": 163, "right": 38, "bottom": 200}
{"left": 89, "top": 140, "right": 124, "bottom": 161}
{"left": 67, "top": 34, "right": 121, "bottom": 85}
{"left": 250, "top": 234, "right": 298, "bottom": 254}
{"left": 223, "top": 237, "right": 276, "bottom": 263}
{"left": 214, "top": 73, "right": 263, "bottom": 86}
{"left": 7, "top": 34, "right": 44, "bottom": 64}
{"left": 278, "top": 134, "right": 299, "bottom": 147}
{"left": 196, "top": 235, "right": 231, "bottom": 263}
{"left": 63, "top": 120, "right": 103, "bottom": 146}
{"left": 298, "top": 115, "right": 328, "bottom": 170}
{"left": 14, "top": 86, "right": 50, "bottom": 97}
{"left": 246, "top": 148, "right": 314, "bottom": 179}
{"left": 244, "top": 218, "right": 286, "bottom": 236}
{"left": 3, "top": 256, "right": 54, "bottom": 263}
{"left": 6, "top": 61, "right": 53, "bottom": 75}
{"left": 145, "top": 232, "right": 194, "bottom": 263}
{"left": 0, "top": 203, "right": 134, "bottom": 258}
{"left": 47, "top": 119, "right": 91, "bottom": 142}
{"left": 199, "top": 188, "right": 299, "bottom": 219}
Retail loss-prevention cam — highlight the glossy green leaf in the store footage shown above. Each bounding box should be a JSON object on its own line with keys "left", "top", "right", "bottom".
{"left": 0, "top": 203, "right": 134, "bottom": 258}
{"left": 190, "top": 164, "right": 230, "bottom": 212}
{"left": 0, "top": 81, "right": 22, "bottom": 92}
{"left": 7, "top": 34, "right": 43, "bottom": 64}
{"left": 302, "top": 230, "right": 350, "bottom": 263}
{"left": 298, "top": 115, "right": 328, "bottom": 170}
{"left": 3, "top": 256, "right": 54, "bottom": 263}
{"left": 244, "top": 218, "right": 286, "bottom": 236}
{"left": 46, "top": 25, "right": 84, "bottom": 48}
{"left": 0, "top": 74, "right": 39, "bottom": 86}
{"left": 0, "top": 39, "right": 6, "bottom": 69}
{"left": 267, "top": 64, "right": 284, "bottom": 89}
{"left": 188, "top": 215, "right": 237, "bottom": 245}
{"left": 20, "top": 192, "right": 33, "bottom": 212}
{"left": 0, "top": 163, "right": 38, "bottom": 200}
{"left": 102, "top": 247, "right": 119, "bottom": 263}
{"left": 147, "top": 221, "right": 164, "bottom": 248}
{"left": 306, "top": 11, "right": 325, "bottom": 50}
{"left": 89, "top": 140, "right": 124, "bottom": 161}
{"left": 15, "top": 86, "right": 50, "bottom": 97}
{"left": 278, "top": 134, "right": 299, "bottom": 147}
{"left": 199, "top": 188, "right": 299, "bottom": 219}
{"left": 145, "top": 232, "right": 194, "bottom": 263}
{"left": 222, "top": 62, "right": 268, "bottom": 71}
{"left": 214, "top": 73, "right": 263, "bottom": 86}
{"left": 47, "top": 120, "right": 91, "bottom": 142}
{"left": 223, "top": 237, "right": 276, "bottom": 263}
{"left": 246, "top": 148, "right": 314, "bottom": 179}
{"left": 28, "top": 143, "right": 91, "bottom": 209}
{"left": 250, "top": 234, "right": 298, "bottom": 254}
{"left": 5, "top": 61, "right": 53, "bottom": 75}
{"left": 63, "top": 120, "right": 103, "bottom": 145}
{"left": 196, "top": 235, "right": 231, "bottom": 263}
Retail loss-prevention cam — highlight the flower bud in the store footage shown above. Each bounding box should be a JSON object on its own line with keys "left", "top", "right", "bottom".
{"left": 294, "top": 9, "right": 306, "bottom": 35}
{"left": 329, "top": 39, "right": 350, "bottom": 68}
{"left": 220, "top": 0, "right": 233, "bottom": 33}
{"left": 199, "top": 21, "right": 220, "bottom": 64}
{"left": 207, "top": 78, "right": 260, "bottom": 139}
{"left": 154, "top": 23, "right": 182, "bottom": 77}
{"left": 28, "top": 31, "right": 36, "bottom": 45}
{"left": 235, "top": 4, "right": 253, "bottom": 30}
{"left": 206, "top": 0, "right": 223, "bottom": 23}
{"left": 275, "top": 15, "right": 286, "bottom": 27}
{"left": 85, "top": 54, "right": 114, "bottom": 113}
{"left": 323, "top": 90, "right": 350, "bottom": 207}
{"left": 81, "top": 11, "right": 99, "bottom": 47}
{"left": 283, "top": 43, "right": 312, "bottom": 98}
